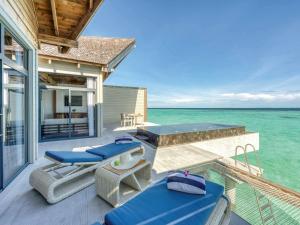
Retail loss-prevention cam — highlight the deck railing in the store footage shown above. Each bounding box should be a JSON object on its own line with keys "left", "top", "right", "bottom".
{"left": 187, "top": 161, "right": 300, "bottom": 225}
{"left": 41, "top": 123, "right": 89, "bottom": 140}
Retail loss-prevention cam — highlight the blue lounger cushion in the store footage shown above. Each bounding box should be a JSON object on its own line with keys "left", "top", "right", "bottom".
{"left": 86, "top": 142, "right": 141, "bottom": 159}
{"left": 45, "top": 151, "right": 103, "bottom": 163}
{"left": 105, "top": 179, "right": 225, "bottom": 225}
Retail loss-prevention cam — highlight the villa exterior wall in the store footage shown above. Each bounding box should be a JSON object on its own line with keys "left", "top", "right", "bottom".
{"left": 0, "top": 0, "right": 38, "bottom": 47}
{"left": 103, "top": 85, "right": 147, "bottom": 124}
{"left": 38, "top": 58, "right": 102, "bottom": 77}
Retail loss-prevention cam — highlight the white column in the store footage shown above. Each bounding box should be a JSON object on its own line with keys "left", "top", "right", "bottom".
{"left": 30, "top": 50, "right": 39, "bottom": 162}
{"left": 87, "top": 77, "right": 95, "bottom": 136}
{"left": 96, "top": 73, "right": 103, "bottom": 137}
{"left": 3, "top": 69, "right": 8, "bottom": 145}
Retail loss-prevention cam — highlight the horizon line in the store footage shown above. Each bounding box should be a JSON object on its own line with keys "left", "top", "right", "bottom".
{"left": 148, "top": 107, "right": 300, "bottom": 110}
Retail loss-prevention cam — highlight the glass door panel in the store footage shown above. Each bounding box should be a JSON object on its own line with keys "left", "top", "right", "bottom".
{"left": 40, "top": 88, "right": 70, "bottom": 140}
{"left": 2, "top": 64, "right": 26, "bottom": 184}
{"left": 70, "top": 90, "right": 95, "bottom": 137}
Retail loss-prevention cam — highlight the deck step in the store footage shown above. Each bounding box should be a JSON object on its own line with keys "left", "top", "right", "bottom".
{"left": 263, "top": 214, "right": 275, "bottom": 223}
{"left": 258, "top": 194, "right": 265, "bottom": 200}
{"left": 260, "top": 203, "right": 271, "bottom": 211}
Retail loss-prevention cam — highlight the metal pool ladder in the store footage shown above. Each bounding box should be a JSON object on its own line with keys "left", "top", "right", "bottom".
{"left": 235, "top": 144, "right": 277, "bottom": 225}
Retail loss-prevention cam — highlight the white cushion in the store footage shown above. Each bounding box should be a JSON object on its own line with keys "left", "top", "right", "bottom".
{"left": 167, "top": 172, "right": 206, "bottom": 195}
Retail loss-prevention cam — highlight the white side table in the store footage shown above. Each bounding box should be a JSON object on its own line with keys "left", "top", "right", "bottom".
{"left": 95, "top": 160, "right": 152, "bottom": 207}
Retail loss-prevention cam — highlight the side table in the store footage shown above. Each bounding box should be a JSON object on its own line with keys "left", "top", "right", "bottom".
{"left": 95, "top": 160, "right": 152, "bottom": 207}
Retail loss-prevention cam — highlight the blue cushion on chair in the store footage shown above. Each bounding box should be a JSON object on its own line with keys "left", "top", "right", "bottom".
{"left": 45, "top": 151, "right": 103, "bottom": 163}
{"left": 104, "top": 179, "right": 225, "bottom": 225}
{"left": 86, "top": 142, "right": 141, "bottom": 159}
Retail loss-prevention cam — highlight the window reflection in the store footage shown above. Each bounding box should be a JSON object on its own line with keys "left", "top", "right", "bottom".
{"left": 3, "top": 64, "right": 26, "bottom": 184}
{"left": 4, "top": 31, "right": 27, "bottom": 69}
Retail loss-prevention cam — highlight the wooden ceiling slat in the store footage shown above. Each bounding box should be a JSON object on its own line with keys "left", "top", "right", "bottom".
{"left": 34, "top": 0, "right": 103, "bottom": 50}
{"left": 50, "top": 0, "right": 59, "bottom": 36}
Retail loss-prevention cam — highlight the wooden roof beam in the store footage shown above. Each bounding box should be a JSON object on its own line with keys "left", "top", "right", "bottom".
{"left": 89, "top": 0, "right": 93, "bottom": 10}
{"left": 69, "top": 0, "right": 104, "bottom": 40}
{"left": 38, "top": 34, "right": 78, "bottom": 48}
{"left": 50, "top": 0, "right": 59, "bottom": 36}
{"left": 60, "top": 0, "right": 103, "bottom": 53}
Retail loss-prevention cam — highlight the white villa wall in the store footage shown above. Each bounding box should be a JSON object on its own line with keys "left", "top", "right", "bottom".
{"left": 103, "top": 85, "right": 147, "bottom": 124}
{"left": 56, "top": 91, "right": 87, "bottom": 113}
{"left": 41, "top": 90, "right": 54, "bottom": 119}
{"left": 41, "top": 90, "right": 88, "bottom": 117}
{"left": 38, "top": 58, "right": 101, "bottom": 78}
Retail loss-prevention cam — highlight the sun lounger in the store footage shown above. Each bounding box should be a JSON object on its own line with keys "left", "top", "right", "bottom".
{"left": 29, "top": 142, "right": 144, "bottom": 204}
{"left": 93, "top": 179, "right": 231, "bottom": 225}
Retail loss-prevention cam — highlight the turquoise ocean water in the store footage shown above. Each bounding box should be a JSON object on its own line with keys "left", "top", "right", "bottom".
{"left": 148, "top": 108, "right": 300, "bottom": 192}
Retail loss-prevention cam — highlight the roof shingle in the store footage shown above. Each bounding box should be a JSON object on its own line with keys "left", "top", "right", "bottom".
{"left": 38, "top": 36, "right": 135, "bottom": 66}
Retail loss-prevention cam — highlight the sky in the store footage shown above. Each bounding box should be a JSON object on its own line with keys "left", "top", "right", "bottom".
{"left": 84, "top": 0, "right": 300, "bottom": 108}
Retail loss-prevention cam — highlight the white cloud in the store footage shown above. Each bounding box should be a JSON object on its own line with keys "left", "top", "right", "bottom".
{"left": 221, "top": 92, "right": 300, "bottom": 102}
{"left": 148, "top": 94, "right": 202, "bottom": 106}
{"left": 148, "top": 90, "right": 300, "bottom": 108}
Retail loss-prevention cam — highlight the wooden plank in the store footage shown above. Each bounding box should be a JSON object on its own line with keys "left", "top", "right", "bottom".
{"left": 152, "top": 144, "right": 221, "bottom": 173}
{"left": 38, "top": 34, "right": 78, "bottom": 48}
{"left": 7, "top": 0, "right": 39, "bottom": 44}
{"left": 50, "top": 0, "right": 59, "bottom": 36}
{"left": 60, "top": 0, "right": 103, "bottom": 53}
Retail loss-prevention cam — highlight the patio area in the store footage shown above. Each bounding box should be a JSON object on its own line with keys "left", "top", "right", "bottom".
{"left": 0, "top": 124, "right": 249, "bottom": 225}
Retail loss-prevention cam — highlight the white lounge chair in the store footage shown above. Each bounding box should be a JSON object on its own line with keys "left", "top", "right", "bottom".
{"left": 29, "top": 142, "right": 144, "bottom": 204}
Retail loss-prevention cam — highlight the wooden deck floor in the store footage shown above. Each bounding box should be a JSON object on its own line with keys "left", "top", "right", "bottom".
{"left": 0, "top": 125, "right": 247, "bottom": 225}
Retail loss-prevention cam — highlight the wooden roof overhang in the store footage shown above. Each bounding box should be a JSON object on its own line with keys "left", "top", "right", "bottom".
{"left": 34, "top": 0, "right": 104, "bottom": 53}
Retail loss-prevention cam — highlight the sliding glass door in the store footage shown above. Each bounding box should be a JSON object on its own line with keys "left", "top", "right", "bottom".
{"left": 40, "top": 80, "right": 96, "bottom": 141}
{"left": 0, "top": 27, "right": 28, "bottom": 189}
{"left": 69, "top": 90, "right": 95, "bottom": 138}
{"left": 40, "top": 88, "right": 70, "bottom": 140}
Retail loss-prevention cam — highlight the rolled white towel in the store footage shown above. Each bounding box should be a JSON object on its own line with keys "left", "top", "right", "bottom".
{"left": 115, "top": 135, "right": 133, "bottom": 144}
{"left": 167, "top": 171, "right": 206, "bottom": 195}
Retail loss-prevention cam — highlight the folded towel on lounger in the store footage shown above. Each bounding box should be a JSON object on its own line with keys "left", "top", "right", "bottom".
{"left": 115, "top": 136, "right": 133, "bottom": 144}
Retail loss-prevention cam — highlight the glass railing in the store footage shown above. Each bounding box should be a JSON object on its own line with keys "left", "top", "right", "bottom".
{"left": 186, "top": 161, "right": 300, "bottom": 225}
